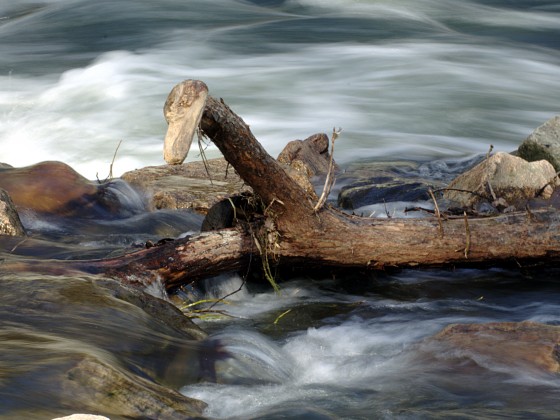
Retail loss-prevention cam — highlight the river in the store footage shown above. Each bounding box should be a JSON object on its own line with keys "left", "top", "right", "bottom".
{"left": 1, "top": 0, "right": 559, "bottom": 418}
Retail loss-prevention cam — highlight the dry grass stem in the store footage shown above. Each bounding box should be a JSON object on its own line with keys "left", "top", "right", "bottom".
{"left": 314, "top": 127, "right": 342, "bottom": 212}
{"left": 428, "top": 188, "right": 444, "bottom": 238}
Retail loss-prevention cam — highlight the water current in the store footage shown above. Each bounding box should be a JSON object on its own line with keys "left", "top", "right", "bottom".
{"left": 1, "top": 0, "right": 560, "bottom": 418}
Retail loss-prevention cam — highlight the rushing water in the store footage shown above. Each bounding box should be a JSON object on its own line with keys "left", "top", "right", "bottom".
{"left": 1, "top": 0, "right": 560, "bottom": 418}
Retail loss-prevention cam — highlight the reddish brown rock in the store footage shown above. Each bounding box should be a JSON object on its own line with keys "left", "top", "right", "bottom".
{"left": 0, "top": 161, "right": 98, "bottom": 215}
{"left": 429, "top": 321, "right": 560, "bottom": 373}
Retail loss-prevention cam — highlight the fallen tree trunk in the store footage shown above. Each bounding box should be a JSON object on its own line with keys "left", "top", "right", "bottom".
{"left": 77, "top": 80, "right": 560, "bottom": 290}
{"left": 7, "top": 80, "right": 560, "bottom": 290}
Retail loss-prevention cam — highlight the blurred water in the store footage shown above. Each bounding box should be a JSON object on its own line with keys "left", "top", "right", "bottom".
{"left": 1, "top": 0, "right": 559, "bottom": 178}
{"left": 182, "top": 273, "right": 560, "bottom": 419}
{"left": 1, "top": 1, "right": 560, "bottom": 418}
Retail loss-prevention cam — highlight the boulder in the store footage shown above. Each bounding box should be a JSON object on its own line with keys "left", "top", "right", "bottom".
{"left": 0, "top": 188, "right": 25, "bottom": 236}
{"left": 518, "top": 115, "right": 560, "bottom": 171}
{"left": 121, "top": 158, "right": 251, "bottom": 213}
{"left": 0, "top": 161, "right": 144, "bottom": 218}
{"left": 426, "top": 321, "right": 560, "bottom": 374}
{"left": 443, "top": 152, "right": 558, "bottom": 210}
{"left": 335, "top": 160, "right": 444, "bottom": 210}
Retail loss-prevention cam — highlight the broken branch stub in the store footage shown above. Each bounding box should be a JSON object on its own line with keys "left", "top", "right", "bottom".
{"left": 163, "top": 79, "right": 209, "bottom": 165}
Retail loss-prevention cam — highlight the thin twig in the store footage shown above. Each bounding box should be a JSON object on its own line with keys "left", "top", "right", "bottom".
{"left": 485, "top": 144, "right": 494, "bottom": 161}
{"left": 464, "top": 211, "right": 470, "bottom": 259}
{"left": 9, "top": 237, "right": 27, "bottom": 253}
{"left": 383, "top": 199, "right": 391, "bottom": 219}
{"left": 487, "top": 181, "right": 497, "bottom": 201}
{"left": 428, "top": 188, "right": 443, "bottom": 238}
{"left": 314, "top": 127, "right": 341, "bottom": 212}
{"left": 197, "top": 128, "right": 214, "bottom": 186}
{"left": 96, "top": 139, "right": 122, "bottom": 183}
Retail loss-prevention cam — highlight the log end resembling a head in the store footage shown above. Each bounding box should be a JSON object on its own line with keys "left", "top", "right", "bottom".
{"left": 163, "top": 80, "right": 209, "bottom": 165}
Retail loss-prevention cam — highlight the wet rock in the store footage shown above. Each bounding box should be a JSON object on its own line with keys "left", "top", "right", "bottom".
{"left": 121, "top": 158, "right": 250, "bottom": 213}
{"left": 201, "top": 193, "right": 255, "bottom": 231}
{"left": 443, "top": 152, "right": 558, "bottom": 210}
{"left": 0, "top": 274, "right": 213, "bottom": 418}
{"left": 518, "top": 115, "right": 560, "bottom": 171}
{"left": 427, "top": 321, "right": 560, "bottom": 374}
{"left": 0, "top": 161, "right": 143, "bottom": 218}
{"left": 278, "top": 133, "right": 339, "bottom": 199}
{"left": 335, "top": 161, "right": 443, "bottom": 210}
{"left": 52, "top": 415, "right": 109, "bottom": 420}
{"left": 62, "top": 356, "right": 206, "bottom": 419}
{"left": 277, "top": 132, "right": 337, "bottom": 177}
{"left": 0, "top": 188, "right": 25, "bottom": 236}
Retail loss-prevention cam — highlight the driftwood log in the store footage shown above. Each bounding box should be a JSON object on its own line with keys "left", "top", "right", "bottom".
{"left": 9, "top": 80, "right": 558, "bottom": 290}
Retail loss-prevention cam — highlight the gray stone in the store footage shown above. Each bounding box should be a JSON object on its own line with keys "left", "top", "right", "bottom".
{"left": 121, "top": 158, "right": 251, "bottom": 213}
{"left": 0, "top": 188, "right": 25, "bottom": 236}
{"left": 518, "top": 115, "right": 560, "bottom": 171}
{"left": 443, "top": 152, "right": 558, "bottom": 209}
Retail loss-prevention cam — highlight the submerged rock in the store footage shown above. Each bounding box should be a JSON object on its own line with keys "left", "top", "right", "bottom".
{"left": 336, "top": 160, "right": 444, "bottom": 210}
{"left": 62, "top": 356, "right": 206, "bottom": 419}
{"left": 427, "top": 321, "right": 560, "bottom": 374}
{"left": 0, "top": 188, "right": 25, "bottom": 236}
{"left": 443, "top": 152, "right": 558, "bottom": 210}
{"left": 121, "top": 158, "right": 250, "bottom": 213}
{"left": 0, "top": 274, "right": 219, "bottom": 418}
{"left": 518, "top": 115, "right": 560, "bottom": 171}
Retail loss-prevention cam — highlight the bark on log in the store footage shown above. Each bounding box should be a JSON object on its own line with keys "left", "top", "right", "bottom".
{"left": 8, "top": 80, "right": 560, "bottom": 290}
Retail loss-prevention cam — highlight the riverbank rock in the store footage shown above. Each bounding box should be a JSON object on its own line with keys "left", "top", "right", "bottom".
{"left": 121, "top": 158, "right": 250, "bottom": 213}
{"left": 518, "top": 115, "right": 560, "bottom": 171}
{"left": 442, "top": 152, "right": 558, "bottom": 210}
{"left": 427, "top": 321, "right": 560, "bottom": 374}
{"left": 0, "top": 188, "right": 25, "bottom": 236}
